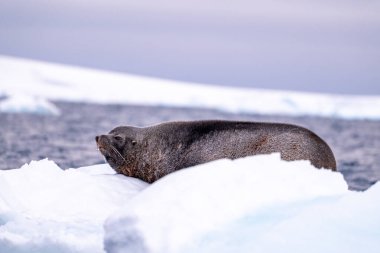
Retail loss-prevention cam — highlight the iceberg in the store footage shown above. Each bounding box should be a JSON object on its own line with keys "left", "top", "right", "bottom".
{"left": 1, "top": 55, "right": 380, "bottom": 120}
{"left": 1, "top": 154, "right": 379, "bottom": 253}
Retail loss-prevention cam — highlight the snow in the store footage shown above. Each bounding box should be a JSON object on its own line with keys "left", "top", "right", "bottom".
{"left": 182, "top": 183, "right": 380, "bottom": 253}
{"left": 1, "top": 154, "right": 379, "bottom": 253}
{"left": 0, "top": 159, "right": 148, "bottom": 253}
{"left": 1, "top": 55, "right": 380, "bottom": 119}
{"left": 0, "top": 94, "right": 60, "bottom": 115}
{"left": 103, "top": 154, "right": 349, "bottom": 253}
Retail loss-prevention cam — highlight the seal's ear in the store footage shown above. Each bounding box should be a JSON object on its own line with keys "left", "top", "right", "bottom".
{"left": 132, "top": 140, "right": 137, "bottom": 145}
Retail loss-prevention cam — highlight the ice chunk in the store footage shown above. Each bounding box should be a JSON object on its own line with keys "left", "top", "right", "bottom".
{"left": 0, "top": 159, "right": 148, "bottom": 253}
{"left": 0, "top": 95, "right": 60, "bottom": 116}
{"left": 104, "top": 154, "right": 348, "bottom": 253}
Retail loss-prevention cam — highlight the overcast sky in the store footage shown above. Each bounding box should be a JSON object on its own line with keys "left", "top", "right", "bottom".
{"left": 1, "top": 0, "right": 379, "bottom": 95}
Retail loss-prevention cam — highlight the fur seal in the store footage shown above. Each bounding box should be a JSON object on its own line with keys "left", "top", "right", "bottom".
{"left": 95, "top": 120, "right": 336, "bottom": 183}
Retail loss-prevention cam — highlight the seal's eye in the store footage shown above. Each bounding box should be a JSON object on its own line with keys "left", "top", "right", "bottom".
{"left": 114, "top": 136, "right": 123, "bottom": 141}
{"left": 132, "top": 140, "right": 137, "bottom": 145}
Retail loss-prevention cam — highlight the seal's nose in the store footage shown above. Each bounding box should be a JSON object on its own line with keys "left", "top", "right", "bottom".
{"left": 95, "top": 136, "right": 99, "bottom": 142}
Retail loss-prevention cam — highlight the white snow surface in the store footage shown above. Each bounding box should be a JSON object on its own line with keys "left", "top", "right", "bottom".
{"left": 1, "top": 154, "right": 379, "bottom": 253}
{"left": 1, "top": 55, "right": 380, "bottom": 119}
{"left": 0, "top": 160, "right": 148, "bottom": 253}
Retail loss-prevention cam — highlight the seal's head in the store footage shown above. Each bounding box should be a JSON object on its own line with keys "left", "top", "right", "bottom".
{"left": 95, "top": 126, "right": 138, "bottom": 172}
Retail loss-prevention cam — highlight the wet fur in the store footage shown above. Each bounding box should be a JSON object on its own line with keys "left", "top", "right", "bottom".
{"left": 96, "top": 120, "right": 337, "bottom": 183}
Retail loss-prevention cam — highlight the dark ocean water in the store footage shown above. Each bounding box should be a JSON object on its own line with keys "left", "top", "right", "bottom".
{"left": 1, "top": 102, "right": 379, "bottom": 191}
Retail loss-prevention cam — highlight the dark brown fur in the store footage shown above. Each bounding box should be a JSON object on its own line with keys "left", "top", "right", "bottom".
{"left": 96, "top": 120, "right": 336, "bottom": 183}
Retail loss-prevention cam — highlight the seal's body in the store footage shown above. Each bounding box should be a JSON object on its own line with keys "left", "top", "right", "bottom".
{"left": 96, "top": 120, "right": 336, "bottom": 183}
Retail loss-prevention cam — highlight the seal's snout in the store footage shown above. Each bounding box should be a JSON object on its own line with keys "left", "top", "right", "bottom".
{"left": 96, "top": 135, "right": 109, "bottom": 147}
{"left": 96, "top": 135, "right": 107, "bottom": 143}
{"left": 96, "top": 135, "right": 109, "bottom": 154}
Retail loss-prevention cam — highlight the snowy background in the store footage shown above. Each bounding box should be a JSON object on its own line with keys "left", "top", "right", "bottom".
{"left": 0, "top": 55, "right": 380, "bottom": 252}
{"left": 1, "top": 0, "right": 380, "bottom": 95}
{"left": 1, "top": 55, "right": 380, "bottom": 119}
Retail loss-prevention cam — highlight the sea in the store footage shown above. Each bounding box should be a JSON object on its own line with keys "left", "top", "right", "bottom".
{"left": 1, "top": 101, "right": 379, "bottom": 191}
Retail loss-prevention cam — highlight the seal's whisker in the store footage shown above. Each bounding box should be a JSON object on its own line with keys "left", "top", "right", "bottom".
{"left": 110, "top": 145, "right": 127, "bottom": 163}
